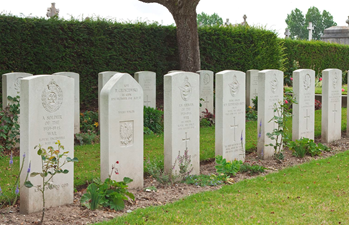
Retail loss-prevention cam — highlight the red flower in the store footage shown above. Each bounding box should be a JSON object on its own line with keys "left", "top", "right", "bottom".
{"left": 285, "top": 100, "right": 289, "bottom": 104}
{"left": 319, "top": 77, "right": 322, "bottom": 81}
{"left": 116, "top": 161, "right": 119, "bottom": 164}
{"left": 115, "top": 171, "right": 119, "bottom": 175}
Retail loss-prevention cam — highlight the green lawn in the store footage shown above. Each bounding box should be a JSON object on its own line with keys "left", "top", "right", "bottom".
{"left": 0, "top": 108, "right": 348, "bottom": 211}
{"left": 99, "top": 151, "right": 349, "bottom": 224}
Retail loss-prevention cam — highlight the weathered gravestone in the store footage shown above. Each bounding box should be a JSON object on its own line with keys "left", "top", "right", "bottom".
{"left": 2, "top": 72, "right": 33, "bottom": 108}
{"left": 197, "top": 70, "right": 214, "bottom": 117}
{"left": 164, "top": 72, "right": 200, "bottom": 175}
{"left": 134, "top": 71, "right": 156, "bottom": 108}
{"left": 100, "top": 73, "right": 143, "bottom": 189}
{"left": 98, "top": 71, "right": 119, "bottom": 123}
{"left": 322, "top": 69, "right": 342, "bottom": 143}
{"left": 292, "top": 69, "right": 315, "bottom": 141}
{"left": 257, "top": 70, "right": 284, "bottom": 159}
{"left": 246, "top": 70, "right": 259, "bottom": 107}
{"left": 215, "top": 70, "right": 246, "bottom": 161}
{"left": 53, "top": 72, "right": 80, "bottom": 134}
{"left": 20, "top": 75, "right": 74, "bottom": 214}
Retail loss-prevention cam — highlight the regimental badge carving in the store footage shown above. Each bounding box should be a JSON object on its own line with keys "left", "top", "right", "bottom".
{"left": 333, "top": 73, "right": 338, "bottom": 89}
{"left": 41, "top": 79, "right": 63, "bottom": 113}
{"left": 270, "top": 74, "right": 278, "bottom": 93}
{"left": 229, "top": 75, "right": 239, "bottom": 96}
{"left": 14, "top": 77, "right": 23, "bottom": 92}
{"left": 303, "top": 74, "right": 311, "bottom": 91}
{"left": 179, "top": 76, "right": 192, "bottom": 101}
{"left": 203, "top": 73, "right": 210, "bottom": 85}
{"left": 120, "top": 121, "right": 134, "bottom": 146}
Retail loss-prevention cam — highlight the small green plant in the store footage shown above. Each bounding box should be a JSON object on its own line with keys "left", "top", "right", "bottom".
{"left": 288, "top": 138, "right": 330, "bottom": 158}
{"left": 239, "top": 163, "right": 266, "bottom": 175}
{"left": 144, "top": 106, "right": 163, "bottom": 134}
{"left": 80, "top": 161, "right": 135, "bottom": 211}
{"left": 0, "top": 96, "right": 20, "bottom": 156}
{"left": 24, "top": 141, "right": 78, "bottom": 224}
{"left": 200, "top": 108, "right": 215, "bottom": 127}
{"left": 80, "top": 111, "right": 99, "bottom": 134}
{"left": 215, "top": 155, "right": 243, "bottom": 177}
{"left": 145, "top": 150, "right": 193, "bottom": 185}
{"left": 74, "top": 131, "right": 99, "bottom": 145}
{"left": 266, "top": 96, "right": 297, "bottom": 160}
{"left": 246, "top": 105, "right": 257, "bottom": 121}
{"left": 182, "top": 174, "right": 225, "bottom": 187}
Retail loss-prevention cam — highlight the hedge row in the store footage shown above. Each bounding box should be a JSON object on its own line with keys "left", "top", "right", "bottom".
{"left": 2, "top": 15, "right": 349, "bottom": 110}
{"left": 281, "top": 39, "right": 349, "bottom": 84}
{"left": 0, "top": 15, "right": 284, "bottom": 109}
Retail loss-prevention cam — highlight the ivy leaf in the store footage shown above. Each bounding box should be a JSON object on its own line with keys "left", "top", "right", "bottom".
{"left": 30, "top": 172, "right": 41, "bottom": 177}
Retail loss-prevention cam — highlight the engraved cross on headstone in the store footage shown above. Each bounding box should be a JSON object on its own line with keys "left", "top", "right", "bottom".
{"left": 230, "top": 117, "right": 238, "bottom": 142}
{"left": 333, "top": 104, "right": 338, "bottom": 123}
{"left": 307, "top": 22, "right": 314, "bottom": 41}
{"left": 46, "top": 3, "right": 59, "bottom": 18}
{"left": 144, "top": 95, "right": 151, "bottom": 107}
{"left": 304, "top": 108, "right": 310, "bottom": 130}
{"left": 243, "top": 14, "right": 247, "bottom": 25}
{"left": 182, "top": 132, "right": 190, "bottom": 150}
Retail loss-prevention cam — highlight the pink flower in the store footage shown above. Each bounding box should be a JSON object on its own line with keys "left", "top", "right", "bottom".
{"left": 290, "top": 77, "right": 293, "bottom": 81}
{"left": 285, "top": 100, "right": 289, "bottom": 104}
{"left": 319, "top": 77, "right": 322, "bottom": 81}
{"left": 342, "top": 88, "right": 345, "bottom": 92}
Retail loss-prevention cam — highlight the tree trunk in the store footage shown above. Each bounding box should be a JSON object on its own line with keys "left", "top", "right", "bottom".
{"left": 173, "top": 12, "right": 201, "bottom": 72}
{"left": 138, "top": 0, "right": 201, "bottom": 72}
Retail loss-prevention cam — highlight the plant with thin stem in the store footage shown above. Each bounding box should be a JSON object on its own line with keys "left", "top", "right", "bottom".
{"left": 24, "top": 140, "right": 78, "bottom": 224}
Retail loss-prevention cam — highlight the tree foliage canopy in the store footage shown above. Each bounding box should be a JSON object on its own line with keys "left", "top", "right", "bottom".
{"left": 197, "top": 12, "right": 223, "bottom": 26}
{"left": 285, "top": 7, "right": 337, "bottom": 40}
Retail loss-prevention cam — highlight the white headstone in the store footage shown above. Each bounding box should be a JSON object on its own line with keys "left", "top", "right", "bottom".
{"left": 20, "top": 75, "right": 74, "bottom": 214}
{"left": 197, "top": 70, "right": 214, "bottom": 117}
{"left": 100, "top": 73, "right": 143, "bottom": 189}
{"left": 215, "top": 70, "right": 246, "bottom": 161}
{"left": 322, "top": 68, "right": 342, "bottom": 143}
{"left": 257, "top": 70, "right": 284, "bottom": 159}
{"left": 98, "top": 71, "right": 119, "bottom": 124}
{"left": 2, "top": 72, "right": 33, "bottom": 108}
{"left": 53, "top": 72, "right": 80, "bottom": 134}
{"left": 164, "top": 72, "right": 200, "bottom": 175}
{"left": 292, "top": 69, "right": 315, "bottom": 141}
{"left": 134, "top": 71, "right": 156, "bottom": 108}
{"left": 246, "top": 70, "right": 259, "bottom": 108}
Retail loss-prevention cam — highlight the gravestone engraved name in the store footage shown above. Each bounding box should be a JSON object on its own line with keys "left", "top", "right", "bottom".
{"left": 20, "top": 75, "right": 74, "bottom": 214}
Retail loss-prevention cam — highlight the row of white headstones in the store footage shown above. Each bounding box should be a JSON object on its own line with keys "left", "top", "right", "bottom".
{"left": 1, "top": 68, "right": 345, "bottom": 214}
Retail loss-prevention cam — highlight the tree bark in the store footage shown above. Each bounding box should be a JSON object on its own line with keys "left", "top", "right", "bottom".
{"left": 138, "top": 0, "right": 201, "bottom": 72}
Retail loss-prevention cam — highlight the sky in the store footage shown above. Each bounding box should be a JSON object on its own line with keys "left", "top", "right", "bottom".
{"left": 1, "top": 0, "right": 348, "bottom": 37}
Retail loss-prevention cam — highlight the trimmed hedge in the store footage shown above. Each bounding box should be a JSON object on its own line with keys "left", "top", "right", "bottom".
{"left": 5, "top": 15, "right": 349, "bottom": 110}
{"left": 281, "top": 39, "right": 349, "bottom": 84}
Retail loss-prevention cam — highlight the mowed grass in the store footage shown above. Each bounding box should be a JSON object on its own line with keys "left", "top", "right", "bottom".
{"left": 98, "top": 151, "right": 349, "bottom": 224}
{"left": 0, "top": 108, "right": 347, "bottom": 204}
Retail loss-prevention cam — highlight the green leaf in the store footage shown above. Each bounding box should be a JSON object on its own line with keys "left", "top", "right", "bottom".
{"left": 30, "top": 172, "right": 41, "bottom": 177}
{"left": 109, "top": 197, "right": 125, "bottom": 211}
{"left": 123, "top": 177, "right": 133, "bottom": 184}
{"left": 24, "top": 181, "right": 34, "bottom": 188}
{"left": 62, "top": 169, "right": 69, "bottom": 174}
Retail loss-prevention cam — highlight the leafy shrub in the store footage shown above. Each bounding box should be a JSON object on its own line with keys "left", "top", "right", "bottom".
{"left": 80, "top": 177, "right": 134, "bottom": 211}
{"left": 200, "top": 108, "right": 214, "bottom": 127}
{"left": 239, "top": 163, "right": 266, "bottom": 175}
{"left": 80, "top": 111, "right": 99, "bottom": 134}
{"left": 246, "top": 105, "right": 257, "bottom": 121}
{"left": 0, "top": 96, "right": 20, "bottom": 155}
{"left": 74, "top": 132, "right": 99, "bottom": 145}
{"left": 215, "top": 155, "right": 243, "bottom": 177}
{"left": 315, "top": 99, "right": 322, "bottom": 110}
{"left": 144, "top": 106, "right": 163, "bottom": 134}
{"left": 288, "top": 137, "right": 330, "bottom": 158}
